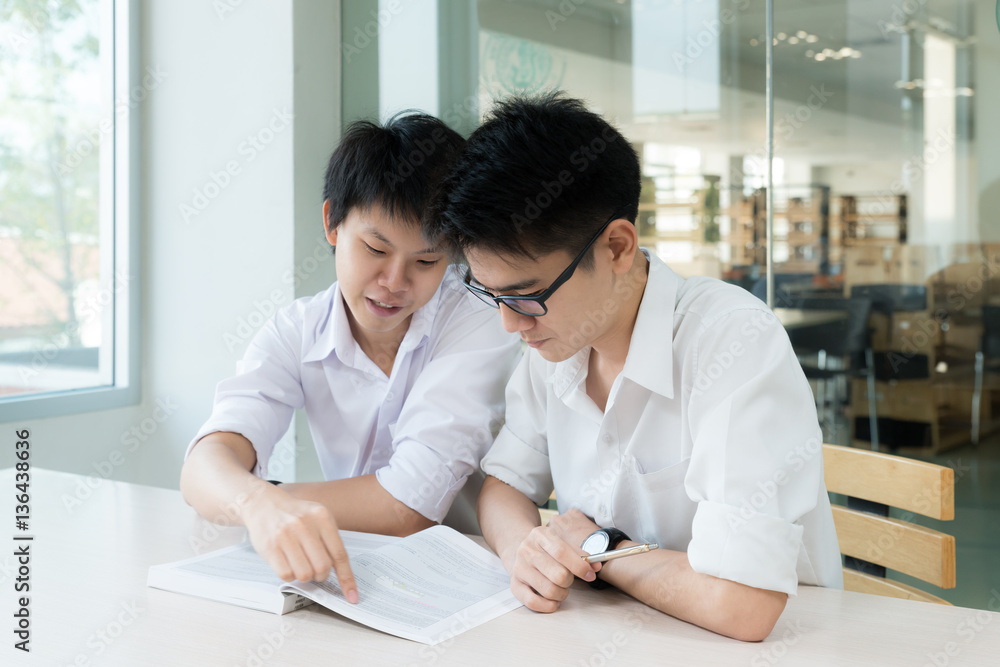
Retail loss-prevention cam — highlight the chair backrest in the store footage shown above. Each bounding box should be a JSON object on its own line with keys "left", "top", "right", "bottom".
{"left": 822, "top": 444, "right": 956, "bottom": 605}
{"left": 982, "top": 305, "right": 1000, "bottom": 358}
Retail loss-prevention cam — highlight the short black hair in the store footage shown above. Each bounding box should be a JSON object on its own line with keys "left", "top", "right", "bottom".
{"left": 323, "top": 112, "right": 465, "bottom": 239}
{"left": 426, "top": 93, "right": 641, "bottom": 268}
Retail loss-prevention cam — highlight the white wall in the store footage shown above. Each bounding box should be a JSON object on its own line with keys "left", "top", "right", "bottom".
{"left": 6, "top": 0, "right": 340, "bottom": 491}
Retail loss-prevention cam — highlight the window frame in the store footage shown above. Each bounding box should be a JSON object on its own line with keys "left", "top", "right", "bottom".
{"left": 0, "top": 0, "right": 141, "bottom": 422}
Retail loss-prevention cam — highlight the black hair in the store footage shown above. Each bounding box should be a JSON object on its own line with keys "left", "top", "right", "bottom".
{"left": 323, "top": 111, "right": 465, "bottom": 240}
{"left": 426, "top": 92, "right": 641, "bottom": 269}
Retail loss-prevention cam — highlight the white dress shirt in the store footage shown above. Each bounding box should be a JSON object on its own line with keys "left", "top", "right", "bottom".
{"left": 188, "top": 266, "right": 521, "bottom": 524}
{"left": 482, "top": 252, "right": 843, "bottom": 595}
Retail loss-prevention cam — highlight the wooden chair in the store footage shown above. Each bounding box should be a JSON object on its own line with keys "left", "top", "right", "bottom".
{"left": 823, "top": 443, "right": 956, "bottom": 604}
{"left": 539, "top": 490, "right": 557, "bottom": 526}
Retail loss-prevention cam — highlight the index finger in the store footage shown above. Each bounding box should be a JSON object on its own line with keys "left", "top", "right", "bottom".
{"left": 540, "top": 534, "right": 601, "bottom": 581}
{"left": 318, "top": 524, "right": 359, "bottom": 604}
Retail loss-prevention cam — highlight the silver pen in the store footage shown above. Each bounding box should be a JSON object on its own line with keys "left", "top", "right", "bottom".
{"left": 583, "top": 543, "right": 659, "bottom": 564}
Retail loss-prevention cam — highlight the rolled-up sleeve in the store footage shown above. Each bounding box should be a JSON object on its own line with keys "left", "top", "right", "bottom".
{"left": 684, "top": 308, "right": 825, "bottom": 596}
{"left": 481, "top": 352, "right": 554, "bottom": 507}
{"left": 376, "top": 302, "right": 521, "bottom": 522}
{"left": 185, "top": 308, "right": 305, "bottom": 479}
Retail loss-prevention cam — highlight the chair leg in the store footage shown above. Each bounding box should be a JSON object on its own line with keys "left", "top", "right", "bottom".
{"left": 972, "top": 350, "right": 984, "bottom": 446}
{"left": 817, "top": 350, "right": 827, "bottom": 427}
{"left": 865, "top": 348, "right": 879, "bottom": 451}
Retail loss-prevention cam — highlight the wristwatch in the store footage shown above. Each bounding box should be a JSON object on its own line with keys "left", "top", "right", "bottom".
{"left": 581, "top": 528, "right": 631, "bottom": 589}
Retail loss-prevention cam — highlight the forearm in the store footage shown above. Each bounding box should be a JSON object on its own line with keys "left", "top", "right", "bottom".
{"left": 599, "top": 544, "right": 787, "bottom": 642}
{"left": 282, "top": 474, "right": 434, "bottom": 537}
{"left": 180, "top": 432, "right": 280, "bottom": 525}
{"left": 477, "top": 476, "right": 542, "bottom": 571}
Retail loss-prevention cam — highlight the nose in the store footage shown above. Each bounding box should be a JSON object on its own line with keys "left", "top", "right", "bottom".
{"left": 499, "top": 303, "right": 534, "bottom": 334}
{"left": 380, "top": 260, "right": 410, "bottom": 292}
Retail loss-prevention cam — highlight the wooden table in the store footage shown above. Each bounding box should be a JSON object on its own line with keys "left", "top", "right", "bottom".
{"left": 3, "top": 468, "right": 1000, "bottom": 666}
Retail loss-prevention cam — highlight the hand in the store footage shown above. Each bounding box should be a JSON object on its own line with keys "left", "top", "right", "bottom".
{"left": 546, "top": 508, "right": 602, "bottom": 549}
{"left": 242, "top": 485, "right": 359, "bottom": 603}
{"left": 505, "top": 524, "right": 601, "bottom": 613}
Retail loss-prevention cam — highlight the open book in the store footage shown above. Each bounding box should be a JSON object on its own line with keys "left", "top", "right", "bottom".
{"left": 147, "top": 525, "right": 521, "bottom": 645}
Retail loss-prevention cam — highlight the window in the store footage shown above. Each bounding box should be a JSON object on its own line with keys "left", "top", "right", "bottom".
{"left": 0, "top": 0, "right": 140, "bottom": 421}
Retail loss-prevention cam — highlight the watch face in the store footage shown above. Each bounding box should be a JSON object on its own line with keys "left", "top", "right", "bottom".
{"left": 582, "top": 530, "right": 610, "bottom": 555}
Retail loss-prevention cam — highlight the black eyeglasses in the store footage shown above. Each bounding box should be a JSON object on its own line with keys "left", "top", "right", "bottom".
{"left": 462, "top": 213, "right": 618, "bottom": 317}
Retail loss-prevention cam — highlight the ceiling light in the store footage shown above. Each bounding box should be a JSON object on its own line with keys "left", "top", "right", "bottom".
{"left": 777, "top": 32, "right": 787, "bottom": 40}
{"left": 806, "top": 34, "right": 818, "bottom": 43}
{"left": 750, "top": 38, "right": 759, "bottom": 46}
{"left": 815, "top": 53, "right": 827, "bottom": 61}
{"left": 822, "top": 48, "right": 834, "bottom": 56}
{"left": 788, "top": 36, "right": 800, "bottom": 44}
{"left": 805, "top": 50, "right": 815, "bottom": 57}
{"left": 796, "top": 30, "right": 808, "bottom": 39}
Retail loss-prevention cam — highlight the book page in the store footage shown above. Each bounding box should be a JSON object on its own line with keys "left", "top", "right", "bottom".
{"left": 282, "top": 525, "right": 521, "bottom": 645}
{"left": 148, "top": 531, "right": 400, "bottom": 613}
{"left": 178, "top": 531, "right": 397, "bottom": 583}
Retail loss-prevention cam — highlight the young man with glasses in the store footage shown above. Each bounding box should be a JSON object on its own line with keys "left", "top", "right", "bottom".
{"left": 427, "top": 94, "right": 842, "bottom": 642}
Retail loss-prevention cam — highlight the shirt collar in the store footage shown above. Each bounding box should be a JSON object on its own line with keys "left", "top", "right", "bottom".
{"left": 548, "top": 250, "right": 678, "bottom": 400}
{"left": 302, "top": 276, "right": 444, "bottom": 366}
{"left": 621, "top": 251, "right": 677, "bottom": 398}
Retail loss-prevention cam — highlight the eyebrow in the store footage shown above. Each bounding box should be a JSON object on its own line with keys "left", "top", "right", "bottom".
{"left": 368, "top": 228, "right": 441, "bottom": 256}
{"left": 470, "top": 273, "right": 541, "bottom": 294}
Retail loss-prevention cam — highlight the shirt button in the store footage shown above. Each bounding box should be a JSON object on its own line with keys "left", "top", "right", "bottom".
{"left": 602, "top": 434, "right": 614, "bottom": 444}
{"left": 599, "top": 504, "right": 608, "bottom": 516}
{"left": 385, "top": 392, "right": 394, "bottom": 401}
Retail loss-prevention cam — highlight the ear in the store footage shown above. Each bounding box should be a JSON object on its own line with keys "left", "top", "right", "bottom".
{"left": 606, "top": 218, "right": 638, "bottom": 275}
{"left": 323, "top": 200, "right": 338, "bottom": 246}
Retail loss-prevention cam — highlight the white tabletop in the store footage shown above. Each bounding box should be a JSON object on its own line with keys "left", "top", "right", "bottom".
{"left": 3, "top": 468, "right": 999, "bottom": 666}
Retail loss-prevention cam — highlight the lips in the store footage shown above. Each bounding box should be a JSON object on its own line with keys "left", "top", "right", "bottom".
{"left": 369, "top": 298, "right": 403, "bottom": 309}
{"left": 365, "top": 296, "right": 410, "bottom": 319}
{"left": 523, "top": 338, "right": 547, "bottom": 349}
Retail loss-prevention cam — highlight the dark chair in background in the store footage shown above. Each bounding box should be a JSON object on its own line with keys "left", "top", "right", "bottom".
{"left": 971, "top": 305, "right": 1000, "bottom": 445}
{"left": 786, "top": 297, "right": 878, "bottom": 447}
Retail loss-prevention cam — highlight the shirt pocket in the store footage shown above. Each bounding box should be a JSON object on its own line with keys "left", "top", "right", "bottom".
{"left": 626, "top": 456, "right": 697, "bottom": 551}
